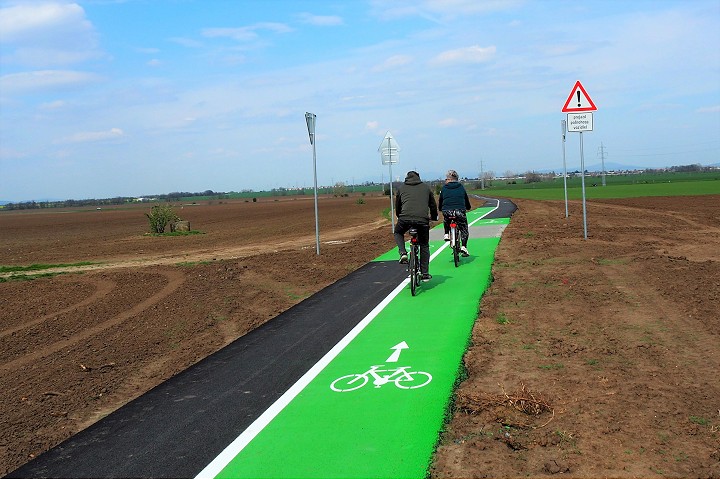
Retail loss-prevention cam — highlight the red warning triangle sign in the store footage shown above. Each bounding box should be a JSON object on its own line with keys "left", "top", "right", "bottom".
{"left": 562, "top": 80, "right": 597, "bottom": 112}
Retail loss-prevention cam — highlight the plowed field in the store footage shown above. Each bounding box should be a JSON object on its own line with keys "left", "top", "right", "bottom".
{"left": 2, "top": 193, "right": 718, "bottom": 478}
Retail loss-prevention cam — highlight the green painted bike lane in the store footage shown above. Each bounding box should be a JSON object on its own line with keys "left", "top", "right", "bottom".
{"left": 198, "top": 208, "right": 509, "bottom": 479}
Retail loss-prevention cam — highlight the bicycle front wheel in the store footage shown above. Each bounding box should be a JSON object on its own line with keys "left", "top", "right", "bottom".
{"left": 331, "top": 374, "right": 368, "bottom": 392}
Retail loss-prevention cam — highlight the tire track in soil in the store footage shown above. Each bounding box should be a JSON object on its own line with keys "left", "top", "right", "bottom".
{"left": 591, "top": 201, "right": 720, "bottom": 237}
{"left": 1, "top": 269, "right": 185, "bottom": 371}
{"left": 0, "top": 219, "right": 388, "bottom": 278}
{"left": 0, "top": 278, "right": 115, "bottom": 340}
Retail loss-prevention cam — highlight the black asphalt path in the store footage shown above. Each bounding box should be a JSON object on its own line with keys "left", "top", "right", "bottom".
{"left": 473, "top": 196, "right": 517, "bottom": 219}
{"left": 7, "top": 262, "right": 408, "bottom": 479}
{"left": 6, "top": 197, "right": 516, "bottom": 479}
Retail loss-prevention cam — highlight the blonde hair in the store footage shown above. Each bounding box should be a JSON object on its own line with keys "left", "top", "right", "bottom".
{"left": 446, "top": 169, "right": 459, "bottom": 180}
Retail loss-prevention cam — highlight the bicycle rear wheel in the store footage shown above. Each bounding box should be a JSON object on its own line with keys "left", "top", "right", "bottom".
{"left": 451, "top": 226, "right": 459, "bottom": 267}
{"left": 409, "top": 246, "right": 418, "bottom": 296}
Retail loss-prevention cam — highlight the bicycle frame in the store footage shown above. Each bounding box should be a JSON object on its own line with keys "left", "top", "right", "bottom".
{"left": 447, "top": 214, "right": 460, "bottom": 267}
{"left": 366, "top": 365, "right": 415, "bottom": 387}
{"left": 408, "top": 228, "right": 422, "bottom": 295}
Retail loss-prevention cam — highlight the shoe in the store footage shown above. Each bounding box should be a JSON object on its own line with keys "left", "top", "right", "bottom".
{"left": 421, "top": 274, "right": 432, "bottom": 282}
{"left": 443, "top": 234, "right": 450, "bottom": 241}
{"left": 460, "top": 246, "right": 469, "bottom": 257}
{"left": 399, "top": 254, "right": 408, "bottom": 264}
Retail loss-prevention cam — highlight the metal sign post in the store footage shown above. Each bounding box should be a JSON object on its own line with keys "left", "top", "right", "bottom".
{"left": 561, "top": 120, "right": 568, "bottom": 218}
{"left": 567, "top": 113, "right": 593, "bottom": 240}
{"left": 562, "top": 80, "right": 597, "bottom": 240}
{"left": 378, "top": 131, "right": 399, "bottom": 232}
{"left": 579, "top": 131, "right": 588, "bottom": 239}
{"left": 305, "top": 112, "right": 320, "bottom": 255}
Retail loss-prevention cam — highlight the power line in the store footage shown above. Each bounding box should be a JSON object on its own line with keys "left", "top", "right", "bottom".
{"left": 597, "top": 142, "right": 607, "bottom": 186}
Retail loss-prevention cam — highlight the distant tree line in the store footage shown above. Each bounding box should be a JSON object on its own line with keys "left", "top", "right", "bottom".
{"left": 654, "top": 164, "right": 708, "bottom": 173}
{"left": 2, "top": 196, "right": 132, "bottom": 211}
{"left": 1, "top": 190, "right": 229, "bottom": 211}
{"left": 3, "top": 165, "right": 715, "bottom": 211}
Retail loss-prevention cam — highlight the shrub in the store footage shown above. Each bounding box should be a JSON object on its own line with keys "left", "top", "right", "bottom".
{"left": 145, "top": 204, "right": 180, "bottom": 233}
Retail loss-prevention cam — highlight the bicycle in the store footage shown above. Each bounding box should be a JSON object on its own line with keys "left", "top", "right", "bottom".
{"left": 407, "top": 228, "right": 423, "bottom": 296}
{"left": 446, "top": 213, "right": 461, "bottom": 267}
{"left": 330, "top": 365, "right": 432, "bottom": 392}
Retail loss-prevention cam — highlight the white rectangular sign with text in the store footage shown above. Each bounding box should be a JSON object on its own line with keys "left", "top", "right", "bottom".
{"left": 566, "top": 112, "right": 593, "bottom": 132}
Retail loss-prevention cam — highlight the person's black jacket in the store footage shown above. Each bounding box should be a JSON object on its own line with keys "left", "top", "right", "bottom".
{"left": 395, "top": 171, "right": 438, "bottom": 223}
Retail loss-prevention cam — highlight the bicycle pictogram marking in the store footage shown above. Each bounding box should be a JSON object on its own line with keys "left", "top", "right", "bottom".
{"left": 330, "top": 365, "right": 432, "bottom": 392}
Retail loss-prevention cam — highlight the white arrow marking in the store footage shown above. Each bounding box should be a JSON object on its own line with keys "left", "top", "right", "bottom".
{"left": 386, "top": 341, "right": 409, "bottom": 363}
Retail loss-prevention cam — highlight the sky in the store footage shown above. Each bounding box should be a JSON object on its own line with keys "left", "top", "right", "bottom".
{"left": 1, "top": 0, "right": 719, "bottom": 202}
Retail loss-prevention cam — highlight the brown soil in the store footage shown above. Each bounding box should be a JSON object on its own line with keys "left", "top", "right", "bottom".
{"left": 1, "top": 194, "right": 719, "bottom": 478}
{"left": 432, "top": 195, "right": 720, "bottom": 478}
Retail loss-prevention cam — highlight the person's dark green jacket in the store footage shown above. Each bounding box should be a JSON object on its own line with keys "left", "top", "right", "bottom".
{"left": 395, "top": 171, "right": 438, "bottom": 224}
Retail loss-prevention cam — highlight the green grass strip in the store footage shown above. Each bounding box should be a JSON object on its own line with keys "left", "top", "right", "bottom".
{"left": 0, "top": 262, "right": 97, "bottom": 273}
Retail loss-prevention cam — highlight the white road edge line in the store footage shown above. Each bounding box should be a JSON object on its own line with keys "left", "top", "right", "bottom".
{"left": 195, "top": 197, "right": 501, "bottom": 479}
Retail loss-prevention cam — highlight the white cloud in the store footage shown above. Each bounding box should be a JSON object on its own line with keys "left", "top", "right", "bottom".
{"left": 366, "top": 121, "right": 380, "bottom": 131}
{"left": 0, "top": 2, "right": 100, "bottom": 67}
{"left": 169, "top": 37, "right": 204, "bottom": 48}
{"left": 59, "top": 128, "right": 124, "bottom": 144}
{"left": 202, "top": 23, "right": 293, "bottom": 42}
{"left": 438, "top": 118, "right": 478, "bottom": 131}
{"left": 424, "top": 0, "right": 523, "bottom": 15}
{"left": 0, "top": 2, "right": 86, "bottom": 40}
{"left": 370, "top": 0, "right": 522, "bottom": 21}
{"left": 203, "top": 27, "right": 258, "bottom": 42}
{"left": 438, "top": 118, "right": 459, "bottom": 127}
{"left": 39, "top": 100, "right": 66, "bottom": 110}
{"left": 136, "top": 47, "right": 161, "bottom": 54}
{"left": 372, "top": 54, "right": 413, "bottom": 72}
{"left": 298, "top": 13, "right": 344, "bottom": 26}
{"left": 697, "top": 105, "right": 720, "bottom": 113}
{"left": 0, "top": 145, "right": 28, "bottom": 160}
{"left": 430, "top": 45, "right": 496, "bottom": 65}
{"left": 0, "top": 70, "right": 102, "bottom": 94}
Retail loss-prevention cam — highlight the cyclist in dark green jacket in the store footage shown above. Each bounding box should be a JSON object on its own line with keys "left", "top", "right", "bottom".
{"left": 438, "top": 169, "right": 471, "bottom": 256}
{"left": 394, "top": 170, "right": 438, "bottom": 282}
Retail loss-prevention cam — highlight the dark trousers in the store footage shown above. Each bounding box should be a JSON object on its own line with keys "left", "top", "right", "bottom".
{"left": 394, "top": 218, "right": 430, "bottom": 275}
{"left": 442, "top": 209, "right": 469, "bottom": 247}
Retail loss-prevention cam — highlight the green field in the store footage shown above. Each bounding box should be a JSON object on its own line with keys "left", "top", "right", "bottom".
{"left": 473, "top": 171, "right": 720, "bottom": 200}
{"left": 180, "top": 185, "right": 383, "bottom": 202}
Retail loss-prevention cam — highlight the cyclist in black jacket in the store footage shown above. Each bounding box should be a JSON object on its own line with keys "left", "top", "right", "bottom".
{"left": 394, "top": 170, "right": 438, "bottom": 282}
{"left": 438, "top": 169, "right": 471, "bottom": 257}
